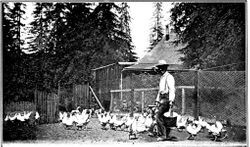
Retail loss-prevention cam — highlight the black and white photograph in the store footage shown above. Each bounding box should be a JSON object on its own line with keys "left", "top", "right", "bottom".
{"left": 1, "top": 1, "right": 247, "bottom": 147}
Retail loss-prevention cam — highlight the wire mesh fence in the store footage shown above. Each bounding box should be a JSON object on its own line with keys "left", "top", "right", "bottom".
{"left": 198, "top": 71, "right": 246, "bottom": 126}
{"left": 110, "top": 71, "right": 197, "bottom": 115}
{"left": 109, "top": 70, "right": 246, "bottom": 126}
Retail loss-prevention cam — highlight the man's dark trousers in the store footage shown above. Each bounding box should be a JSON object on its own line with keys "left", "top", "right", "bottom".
{"left": 156, "top": 99, "right": 171, "bottom": 138}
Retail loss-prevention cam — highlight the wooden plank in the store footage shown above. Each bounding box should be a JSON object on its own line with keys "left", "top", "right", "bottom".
{"left": 110, "top": 92, "right": 114, "bottom": 112}
{"left": 141, "top": 91, "right": 145, "bottom": 113}
{"left": 111, "top": 89, "right": 132, "bottom": 93}
{"left": 110, "top": 86, "right": 195, "bottom": 93}
{"left": 120, "top": 72, "right": 123, "bottom": 101}
{"left": 181, "top": 88, "right": 186, "bottom": 115}
{"left": 129, "top": 73, "right": 134, "bottom": 116}
{"left": 47, "top": 99, "right": 50, "bottom": 123}
{"left": 46, "top": 92, "right": 48, "bottom": 123}
{"left": 86, "top": 83, "right": 89, "bottom": 107}
{"left": 89, "top": 86, "right": 104, "bottom": 110}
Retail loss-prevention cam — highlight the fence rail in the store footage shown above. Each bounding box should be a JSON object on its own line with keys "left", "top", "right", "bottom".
{"left": 110, "top": 86, "right": 195, "bottom": 93}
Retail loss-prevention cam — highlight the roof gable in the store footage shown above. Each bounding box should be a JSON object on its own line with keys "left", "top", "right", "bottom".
{"left": 124, "top": 34, "right": 188, "bottom": 71}
{"left": 139, "top": 34, "right": 186, "bottom": 65}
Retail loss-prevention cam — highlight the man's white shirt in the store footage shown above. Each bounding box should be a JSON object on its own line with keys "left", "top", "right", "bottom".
{"left": 156, "top": 71, "right": 176, "bottom": 102}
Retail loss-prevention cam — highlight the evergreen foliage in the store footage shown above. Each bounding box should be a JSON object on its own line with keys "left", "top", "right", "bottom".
{"left": 170, "top": 3, "right": 245, "bottom": 70}
{"left": 2, "top": 2, "right": 137, "bottom": 102}
{"left": 148, "top": 2, "right": 164, "bottom": 51}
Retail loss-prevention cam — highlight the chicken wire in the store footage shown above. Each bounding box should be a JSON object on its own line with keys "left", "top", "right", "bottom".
{"left": 110, "top": 70, "right": 246, "bottom": 127}
{"left": 110, "top": 71, "right": 197, "bottom": 115}
{"left": 198, "top": 71, "right": 246, "bottom": 126}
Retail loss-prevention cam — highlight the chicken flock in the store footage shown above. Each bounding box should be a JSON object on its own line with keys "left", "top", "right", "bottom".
{"left": 58, "top": 106, "right": 93, "bottom": 130}
{"left": 4, "top": 111, "right": 40, "bottom": 126}
{"left": 4, "top": 106, "right": 228, "bottom": 142}
{"left": 96, "top": 108, "right": 156, "bottom": 139}
{"left": 95, "top": 107, "right": 228, "bottom": 141}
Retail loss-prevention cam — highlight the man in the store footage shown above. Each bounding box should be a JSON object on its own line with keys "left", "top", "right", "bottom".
{"left": 151, "top": 60, "right": 176, "bottom": 141}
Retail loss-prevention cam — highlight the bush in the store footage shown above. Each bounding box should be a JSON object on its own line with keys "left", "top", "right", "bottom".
{"left": 3, "top": 120, "right": 37, "bottom": 141}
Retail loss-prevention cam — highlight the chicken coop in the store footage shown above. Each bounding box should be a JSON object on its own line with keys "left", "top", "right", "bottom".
{"left": 91, "top": 62, "right": 135, "bottom": 110}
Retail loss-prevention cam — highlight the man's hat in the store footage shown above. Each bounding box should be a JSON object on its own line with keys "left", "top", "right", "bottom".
{"left": 155, "top": 60, "right": 168, "bottom": 67}
{"left": 154, "top": 60, "right": 168, "bottom": 70}
{"left": 156, "top": 60, "right": 167, "bottom": 66}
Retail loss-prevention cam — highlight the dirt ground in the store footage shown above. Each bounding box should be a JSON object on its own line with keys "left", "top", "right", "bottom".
{"left": 3, "top": 117, "right": 247, "bottom": 146}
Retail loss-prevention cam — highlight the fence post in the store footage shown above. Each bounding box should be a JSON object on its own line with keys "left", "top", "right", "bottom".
{"left": 181, "top": 88, "right": 186, "bottom": 115}
{"left": 120, "top": 72, "right": 123, "bottom": 101}
{"left": 110, "top": 92, "right": 114, "bottom": 112}
{"left": 129, "top": 72, "right": 134, "bottom": 116}
{"left": 197, "top": 70, "right": 201, "bottom": 118}
{"left": 141, "top": 91, "right": 144, "bottom": 113}
{"left": 194, "top": 70, "right": 199, "bottom": 120}
{"left": 86, "top": 82, "right": 90, "bottom": 108}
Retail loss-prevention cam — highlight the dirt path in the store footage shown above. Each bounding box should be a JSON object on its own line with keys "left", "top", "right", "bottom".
{"left": 3, "top": 118, "right": 247, "bottom": 146}
{"left": 34, "top": 118, "right": 245, "bottom": 143}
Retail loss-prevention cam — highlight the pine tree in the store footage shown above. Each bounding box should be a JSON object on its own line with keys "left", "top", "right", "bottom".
{"left": 27, "top": 2, "right": 137, "bottom": 89}
{"left": 118, "top": 2, "right": 137, "bottom": 62}
{"left": 2, "top": 2, "right": 27, "bottom": 102}
{"left": 148, "top": 2, "right": 164, "bottom": 51}
{"left": 28, "top": 3, "right": 53, "bottom": 53}
{"left": 10, "top": 3, "right": 26, "bottom": 51}
{"left": 170, "top": 3, "right": 245, "bottom": 70}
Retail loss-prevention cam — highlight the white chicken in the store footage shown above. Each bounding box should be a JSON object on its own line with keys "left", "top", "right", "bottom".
{"left": 129, "top": 116, "right": 139, "bottom": 139}
{"left": 82, "top": 109, "right": 87, "bottom": 115}
{"left": 16, "top": 112, "right": 25, "bottom": 122}
{"left": 23, "top": 111, "right": 32, "bottom": 120}
{"left": 9, "top": 113, "right": 17, "bottom": 121}
{"left": 62, "top": 113, "right": 75, "bottom": 129}
{"left": 186, "top": 121, "right": 202, "bottom": 140}
{"left": 193, "top": 116, "right": 208, "bottom": 133}
{"left": 108, "top": 114, "right": 117, "bottom": 130}
{"left": 75, "top": 112, "right": 91, "bottom": 130}
{"left": 58, "top": 111, "right": 64, "bottom": 122}
{"left": 71, "top": 106, "right": 81, "bottom": 114}
{"left": 35, "top": 112, "right": 40, "bottom": 120}
{"left": 135, "top": 114, "right": 147, "bottom": 133}
{"left": 4, "top": 114, "right": 10, "bottom": 121}
{"left": 194, "top": 117, "right": 208, "bottom": 127}
{"left": 205, "top": 120, "right": 227, "bottom": 141}
{"left": 58, "top": 111, "right": 68, "bottom": 124}
{"left": 98, "top": 112, "right": 111, "bottom": 129}
{"left": 144, "top": 114, "right": 154, "bottom": 131}
{"left": 176, "top": 115, "right": 187, "bottom": 131}
{"left": 124, "top": 115, "right": 134, "bottom": 131}
{"left": 113, "top": 115, "right": 126, "bottom": 130}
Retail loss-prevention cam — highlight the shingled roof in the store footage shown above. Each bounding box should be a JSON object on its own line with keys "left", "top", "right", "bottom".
{"left": 124, "top": 33, "right": 188, "bottom": 71}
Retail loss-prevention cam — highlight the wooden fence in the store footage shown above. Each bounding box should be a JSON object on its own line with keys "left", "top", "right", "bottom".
{"left": 72, "top": 84, "right": 90, "bottom": 108}
{"left": 4, "top": 101, "right": 36, "bottom": 114}
{"left": 34, "top": 90, "right": 59, "bottom": 124}
{"left": 4, "top": 84, "right": 94, "bottom": 124}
